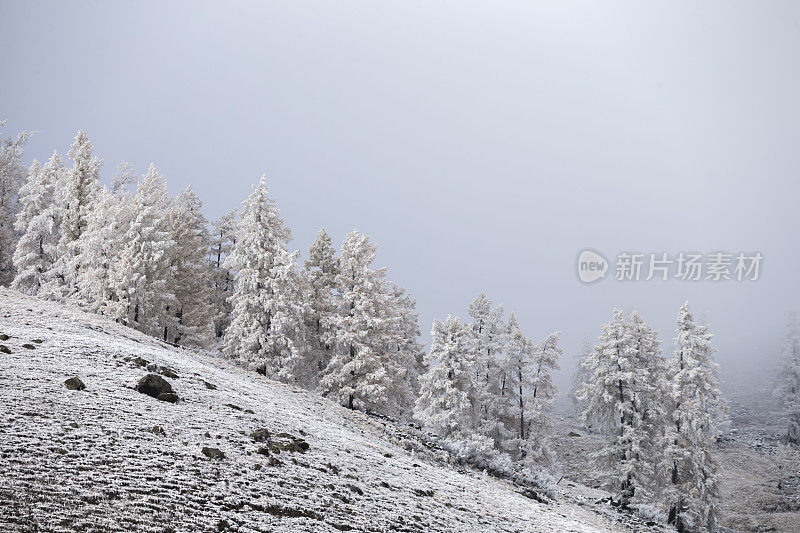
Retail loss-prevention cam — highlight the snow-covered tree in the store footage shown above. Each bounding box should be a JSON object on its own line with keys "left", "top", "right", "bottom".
{"left": 0, "top": 121, "right": 31, "bottom": 286}
{"left": 576, "top": 309, "right": 661, "bottom": 506}
{"left": 570, "top": 339, "right": 594, "bottom": 416}
{"left": 501, "top": 313, "right": 534, "bottom": 457}
{"left": 320, "top": 229, "right": 412, "bottom": 415}
{"left": 776, "top": 313, "right": 800, "bottom": 445}
{"left": 524, "top": 331, "right": 562, "bottom": 465}
{"left": 11, "top": 154, "right": 62, "bottom": 294}
{"left": 387, "top": 284, "right": 425, "bottom": 411}
{"left": 663, "top": 302, "right": 724, "bottom": 532}
{"left": 303, "top": 228, "right": 340, "bottom": 381}
{"left": 169, "top": 186, "right": 214, "bottom": 347}
{"left": 415, "top": 316, "right": 493, "bottom": 455}
{"left": 209, "top": 209, "right": 237, "bottom": 338}
{"left": 468, "top": 293, "right": 508, "bottom": 446}
{"left": 223, "top": 176, "right": 307, "bottom": 380}
{"left": 50, "top": 130, "right": 102, "bottom": 296}
{"left": 110, "top": 164, "right": 176, "bottom": 339}
{"left": 72, "top": 164, "right": 139, "bottom": 314}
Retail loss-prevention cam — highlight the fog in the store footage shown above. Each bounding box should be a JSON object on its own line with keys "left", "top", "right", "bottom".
{"left": 3, "top": 1, "right": 799, "bottom": 398}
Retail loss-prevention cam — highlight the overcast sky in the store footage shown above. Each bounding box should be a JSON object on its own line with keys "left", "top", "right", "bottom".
{"left": 3, "top": 1, "right": 799, "bottom": 396}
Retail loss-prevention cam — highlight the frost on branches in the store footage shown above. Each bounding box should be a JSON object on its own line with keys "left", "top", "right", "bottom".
{"left": 415, "top": 316, "right": 493, "bottom": 456}
{"left": 11, "top": 154, "right": 62, "bottom": 294}
{"left": 320, "top": 229, "right": 415, "bottom": 418}
{"left": 776, "top": 313, "right": 800, "bottom": 445}
{"left": 663, "top": 302, "right": 724, "bottom": 532}
{"left": 576, "top": 309, "right": 664, "bottom": 507}
{"left": 0, "top": 121, "right": 30, "bottom": 287}
{"left": 223, "top": 176, "right": 307, "bottom": 381}
{"left": 209, "top": 210, "right": 237, "bottom": 339}
{"left": 50, "top": 131, "right": 102, "bottom": 296}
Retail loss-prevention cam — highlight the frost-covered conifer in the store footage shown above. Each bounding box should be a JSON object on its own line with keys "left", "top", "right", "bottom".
{"left": 415, "top": 316, "right": 493, "bottom": 455}
{"left": 576, "top": 309, "right": 660, "bottom": 506}
{"left": 524, "top": 331, "right": 562, "bottom": 465}
{"left": 501, "top": 313, "right": 534, "bottom": 457}
{"left": 110, "top": 164, "right": 176, "bottom": 338}
{"left": 169, "top": 186, "right": 214, "bottom": 347}
{"left": 303, "top": 228, "right": 340, "bottom": 381}
{"left": 11, "top": 154, "right": 62, "bottom": 294}
{"left": 50, "top": 131, "right": 102, "bottom": 296}
{"left": 663, "top": 302, "right": 724, "bottom": 532}
{"left": 74, "top": 163, "right": 138, "bottom": 315}
{"left": 570, "top": 339, "right": 594, "bottom": 416}
{"left": 320, "top": 229, "right": 411, "bottom": 415}
{"left": 223, "top": 176, "right": 307, "bottom": 380}
{"left": 776, "top": 313, "right": 800, "bottom": 445}
{"left": 0, "top": 121, "right": 30, "bottom": 286}
{"left": 209, "top": 209, "right": 237, "bottom": 338}
{"left": 468, "top": 293, "right": 508, "bottom": 446}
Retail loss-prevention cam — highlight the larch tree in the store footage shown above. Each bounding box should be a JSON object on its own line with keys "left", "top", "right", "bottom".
{"left": 524, "top": 331, "right": 562, "bottom": 466}
{"left": 415, "top": 316, "right": 493, "bottom": 455}
{"left": 223, "top": 176, "right": 306, "bottom": 381}
{"left": 570, "top": 339, "right": 594, "bottom": 416}
{"left": 73, "top": 163, "right": 138, "bottom": 315}
{"left": 11, "top": 154, "right": 62, "bottom": 294}
{"left": 110, "top": 164, "right": 177, "bottom": 338}
{"left": 169, "top": 186, "right": 214, "bottom": 347}
{"left": 576, "top": 309, "right": 659, "bottom": 507}
{"left": 50, "top": 130, "right": 102, "bottom": 296}
{"left": 0, "top": 121, "right": 30, "bottom": 286}
{"left": 663, "top": 302, "right": 724, "bottom": 532}
{"left": 303, "top": 228, "right": 340, "bottom": 383}
{"left": 468, "top": 293, "right": 508, "bottom": 447}
{"left": 776, "top": 313, "right": 800, "bottom": 445}
{"left": 501, "top": 313, "right": 535, "bottom": 458}
{"left": 386, "top": 283, "right": 425, "bottom": 416}
{"left": 320, "top": 229, "right": 410, "bottom": 415}
{"left": 209, "top": 209, "right": 237, "bottom": 338}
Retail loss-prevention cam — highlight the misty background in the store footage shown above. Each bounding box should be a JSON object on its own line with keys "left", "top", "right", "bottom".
{"left": 2, "top": 1, "right": 799, "bottom": 400}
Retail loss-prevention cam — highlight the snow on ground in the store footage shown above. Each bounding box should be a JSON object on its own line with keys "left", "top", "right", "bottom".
{"left": 550, "top": 402, "right": 800, "bottom": 533}
{"left": 0, "top": 288, "right": 659, "bottom": 533}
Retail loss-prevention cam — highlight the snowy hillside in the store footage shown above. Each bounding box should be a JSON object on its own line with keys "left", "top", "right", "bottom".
{"left": 0, "top": 289, "right": 663, "bottom": 532}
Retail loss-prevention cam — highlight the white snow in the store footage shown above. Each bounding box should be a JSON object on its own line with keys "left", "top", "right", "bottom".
{"left": 0, "top": 288, "right": 661, "bottom": 532}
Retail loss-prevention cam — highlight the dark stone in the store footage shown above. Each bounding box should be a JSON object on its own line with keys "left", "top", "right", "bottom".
{"left": 268, "top": 456, "right": 282, "bottom": 466}
{"left": 347, "top": 484, "right": 364, "bottom": 496}
{"left": 64, "top": 376, "right": 86, "bottom": 391}
{"left": 256, "top": 446, "right": 270, "bottom": 456}
{"left": 0, "top": 345, "right": 10, "bottom": 354}
{"left": 160, "top": 366, "right": 179, "bottom": 379}
{"left": 150, "top": 425, "right": 166, "bottom": 437}
{"left": 0, "top": 334, "right": 8, "bottom": 341}
{"left": 521, "top": 488, "right": 545, "bottom": 503}
{"left": 380, "top": 481, "right": 390, "bottom": 489}
{"left": 200, "top": 379, "right": 217, "bottom": 390}
{"left": 202, "top": 447, "right": 225, "bottom": 459}
{"left": 135, "top": 373, "right": 173, "bottom": 398}
{"left": 157, "top": 392, "right": 180, "bottom": 403}
{"left": 251, "top": 428, "right": 271, "bottom": 442}
{"left": 21, "top": 344, "right": 36, "bottom": 350}
{"left": 568, "top": 431, "right": 581, "bottom": 438}
{"left": 31, "top": 339, "right": 43, "bottom": 344}
{"left": 133, "top": 356, "right": 149, "bottom": 367}
{"left": 225, "top": 403, "right": 242, "bottom": 411}
{"left": 413, "top": 488, "right": 434, "bottom": 497}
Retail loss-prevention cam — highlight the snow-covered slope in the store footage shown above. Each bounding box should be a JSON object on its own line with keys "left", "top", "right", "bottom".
{"left": 0, "top": 288, "right": 654, "bottom": 532}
